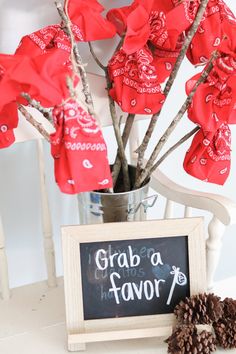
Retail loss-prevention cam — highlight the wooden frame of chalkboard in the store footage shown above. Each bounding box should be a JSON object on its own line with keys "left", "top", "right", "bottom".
{"left": 62, "top": 217, "right": 206, "bottom": 351}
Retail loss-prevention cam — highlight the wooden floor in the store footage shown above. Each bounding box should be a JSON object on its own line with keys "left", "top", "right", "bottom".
{"left": 0, "top": 277, "right": 236, "bottom": 354}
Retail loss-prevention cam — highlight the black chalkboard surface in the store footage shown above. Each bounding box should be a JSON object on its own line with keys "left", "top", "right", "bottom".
{"left": 80, "top": 236, "right": 190, "bottom": 320}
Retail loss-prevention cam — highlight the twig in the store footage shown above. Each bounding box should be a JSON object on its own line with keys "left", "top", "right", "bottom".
{"left": 134, "top": 51, "right": 218, "bottom": 188}
{"left": 135, "top": 113, "right": 159, "bottom": 178}
{"left": 112, "top": 114, "right": 135, "bottom": 187}
{"left": 21, "top": 93, "right": 53, "bottom": 124}
{"left": 147, "top": 126, "right": 200, "bottom": 180}
{"left": 163, "top": 0, "right": 211, "bottom": 95}
{"left": 55, "top": 1, "right": 95, "bottom": 115}
{"left": 88, "top": 42, "right": 106, "bottom": 71}
{"left": 105, "top": 68, "right": 130, "bottom": 191}
{"left": 135, "top": 0, "right": 211, "bottom": 180}
{"left": 17, "top": 104, "right": 50, "bottom": 142}
{"left": 118, "top": 115, "right": 123, "bottom": 129}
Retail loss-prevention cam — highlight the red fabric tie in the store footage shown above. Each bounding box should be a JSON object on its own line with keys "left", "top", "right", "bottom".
{"left": 0, "top": 102, "right": 18, "bottom": 148}
{"left": 0, "top": 50, "right": 73, "bottom": 109}
{"left": 50, "top": 99, "right": 112, "bottom": 194}
{"left": 108, "top": 46, "right": 165, "bottom": 115}
{"left": 107, "top": 0, "right": 194, "bottom": 113}
{"left": 184, "top": 30, "right": 236, "bottom": 185}
{"left": 65, "top": 0, "right": 116, "bottom": 41}
{"left": 183, "top": 124, "right": 231, "bottom": 185}
{"left": 186, "top": 0, "right": 236, "bottom": 65}
{"left": 15, "top": 25, "right": 71, "bottom": 62}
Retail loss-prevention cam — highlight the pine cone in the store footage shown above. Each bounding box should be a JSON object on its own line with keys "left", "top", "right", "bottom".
{"left": 166, "top": 325, "right": 216, "bottom": 354}
{"left": 221, "top": 297, "right": 236, "bottom": 319}
{"left": 213, "top": 319, "right": 236, "bottom": 349}
{"left": 174, "top": 293, "right": 223, "bottom": 325}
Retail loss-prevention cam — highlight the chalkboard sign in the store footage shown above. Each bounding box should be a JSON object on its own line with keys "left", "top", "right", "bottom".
{"left": 62, "top": 218, "right": 206, "bottom": 351}
{"left": 80, "top": 236, "right": 190, "bottom": 320}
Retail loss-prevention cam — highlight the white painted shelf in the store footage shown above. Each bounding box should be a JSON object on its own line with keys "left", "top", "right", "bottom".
{"left": 0, "top": 277, "right": 236, "bottom": 354}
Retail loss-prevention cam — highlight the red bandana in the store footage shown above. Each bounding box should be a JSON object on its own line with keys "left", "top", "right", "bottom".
{"left": 0, "top": 102, "right": 18, "bottom": 148}
{"left": 15, "top": 25, "right": 71, "bottom": 61}
{"left": 108, "top": 0, "right": 191, "bottom": 55}
{"left": 186, "top": 57, "right": 236, "bottom": 132}
{"left": 184, "top": 29, "right": 236, "bottom": 185}
{"left": 65, "top": 0, "right": 116, "bottom": 41}
{"left": 107, "top": 0, "right": 194, "bottom": 114}
{"left": 0, "top": 50, "right": 73, "bottom": 109}
{"left": 186, "top": 0, "right": 236, "bottom": 65}
{"left": 183, "top": 124, "right": 231, "bottom": 185}
{"left": 108, "top": 46, "right": 165, "bottom": 114}
{"left": 50, "top": 99, "right": 112, "bottom": 194}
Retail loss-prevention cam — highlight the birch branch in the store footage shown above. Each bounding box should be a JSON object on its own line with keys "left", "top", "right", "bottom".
{"left": 105, "top": 68, "right": 130, "bottom": 191}
{"left": 21, "top": 93, "right": 53, "bottom": 124}
{"left": 164, "top": 0, "right": 210, "bottom": 95}
{"left": 134, "top": 51, "right": 218, "bottom": 188}
{"left": 88, "top": 42, "right": 106, "bottom": 71}
{"left": 112, "top": 114, "right": 135, "bottom": 187}
{"left": 135, "top": 0, "right": 211, "bottom": 178}
{"left": 55, "top": 1, "right": 95, "bottom": 115}
{"left": 146, "top": 126, "right": 200, "bottom": 181}
{"left": 18, "top": 104, "right": 50, "bottom": 142}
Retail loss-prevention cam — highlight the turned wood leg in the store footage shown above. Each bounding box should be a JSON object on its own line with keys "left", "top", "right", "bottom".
{"left": 206, "top": 216, "right": 226, "bottom": 290}
{"left": 0, "top": 216, "right": 10, "bottom": 300}
{"left": 37, "top": 140, "right": 57, "bottom": 287}
{"left": 164, "top": 199, "right": 174, "bottom": 219}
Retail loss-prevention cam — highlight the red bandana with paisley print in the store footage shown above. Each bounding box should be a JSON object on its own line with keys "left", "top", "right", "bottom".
{"left": 50, "top": 99, "right": 112, "bottom": 194}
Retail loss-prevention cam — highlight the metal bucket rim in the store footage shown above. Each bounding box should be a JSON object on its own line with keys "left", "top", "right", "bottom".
{"left": 89, "top": 178, "right": 150, "bottom": 197}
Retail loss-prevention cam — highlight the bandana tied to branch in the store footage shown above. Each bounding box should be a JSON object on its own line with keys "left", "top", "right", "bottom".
{"left": 183, "top": 124, "right": 231, "bottom": 185}
{"left": 65, "top": 0, "right": 116, "bottom": 41}
{"left": 50, "top": 99, "right": 112, "bottom": 194}
{"left": 184, "top": 32, "right": 236, "bottom": 185}
{"left": 0, "top": 43, "right": 73, "bottom": 148}
{"left": 186, "top": 0, "right": 236, "bottom": 64}
{"left": 15, "top": 24, "right": 71, "bottom": 64}
{"left": 107, "top": 0, "right": 195, "bottom": 114}
{"left": 108, "top": 46, "right": 165, "bottom": 114}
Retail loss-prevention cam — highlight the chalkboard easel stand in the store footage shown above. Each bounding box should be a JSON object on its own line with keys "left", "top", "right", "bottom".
{"left": 62, "top": 218, "right": 206, "bottom": 352}
{"left": 68, "top": 323, "right": 173, "bottom": 350}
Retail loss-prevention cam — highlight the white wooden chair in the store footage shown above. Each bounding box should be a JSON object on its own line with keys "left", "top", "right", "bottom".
{"left": 1, "top": 72, "right": 236, "bottom": 300}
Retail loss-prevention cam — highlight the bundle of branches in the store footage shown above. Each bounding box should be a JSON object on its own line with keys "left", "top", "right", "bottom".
{"left": 1, "top": 0, "right": 236, "bottom": 195}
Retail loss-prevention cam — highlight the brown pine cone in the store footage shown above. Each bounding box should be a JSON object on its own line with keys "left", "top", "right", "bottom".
{"left": 166, "top": 325, "right": 216, "bottom": 354}
{"left": 221, "top": 297, "right": 236, "bottom": 319}
{"left": 174, "top": 293, "right": 223, "bottom": 325}
{"left": 213, "top": 319, "right": 236, "bottom": 349}
{"left": 193, "top": 330, "right": 217, "bottom": 353}
{"left": 207, "top": 293, "right": 224, "bottom": 322}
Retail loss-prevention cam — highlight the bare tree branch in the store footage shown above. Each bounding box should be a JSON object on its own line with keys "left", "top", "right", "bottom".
{"left": 18, "top": 104, "right": 50, "bottom": 141}
{"left": 55, "top": 1, "right": 95, "bottom": 115}
{"left": 112, "top": 114, "right": 135, "bottom": 187}
{"left": 105, "top": 68, "right": 130, "bottom": 191}
{"left": 21, "top": 93, "right": 53, "bottom": 125}
{"left": 147, "top": 126, "right": 200, "bottom": 180}
{"left": 134, "top": 51, "right": 218, "bottom": 188}
{"left": 88, "top": 42, "right": 106, "bottom": 71}
{"left": 135, "top": 0, "right": 211, "bottom": 181}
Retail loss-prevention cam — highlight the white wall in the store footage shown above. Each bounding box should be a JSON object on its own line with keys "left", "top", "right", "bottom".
{"left": 0, "top": 0, "right": 236, "bottom": 288}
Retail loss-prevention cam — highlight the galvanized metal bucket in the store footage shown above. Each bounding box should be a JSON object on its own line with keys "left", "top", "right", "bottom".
{"left": 77, "top": 166, "right": 157, "bottom": 224}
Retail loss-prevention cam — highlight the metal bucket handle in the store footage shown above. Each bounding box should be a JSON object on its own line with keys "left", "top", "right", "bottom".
{"left": 128, "top": 194, "right": 158, "bottom": 214}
